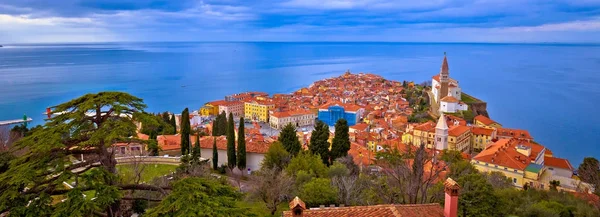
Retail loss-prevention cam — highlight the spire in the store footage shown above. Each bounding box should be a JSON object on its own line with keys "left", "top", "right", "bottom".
{"left": 440, "top": 52, "right": 449, "bottom": 75}
{"left": 436, "top": 113, "right": 448, "bottom": 130}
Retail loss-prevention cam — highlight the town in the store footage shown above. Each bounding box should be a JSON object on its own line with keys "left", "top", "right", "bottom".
{"left": 1, "top": 54, "right": 599, "bottom": 217}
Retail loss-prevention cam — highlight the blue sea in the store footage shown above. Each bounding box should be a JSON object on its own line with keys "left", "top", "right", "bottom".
{"left": 1, "top": 42, "right": 599, "bottom": 164}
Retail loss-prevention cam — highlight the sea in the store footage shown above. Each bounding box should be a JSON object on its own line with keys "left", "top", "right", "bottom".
{"left": 1, "top": 42, "right": 599, "bottom": 165}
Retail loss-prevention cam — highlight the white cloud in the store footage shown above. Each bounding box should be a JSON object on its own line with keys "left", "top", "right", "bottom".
{"left": 280, "top": 0, "right": 450, "bottom": 10}
{"left": 499, "top": 19, "right": 600, "bottom": 32}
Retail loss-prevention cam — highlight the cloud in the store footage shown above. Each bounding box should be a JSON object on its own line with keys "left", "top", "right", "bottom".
{"left": 1, "top": 0, "right": 600, "bottom": 42}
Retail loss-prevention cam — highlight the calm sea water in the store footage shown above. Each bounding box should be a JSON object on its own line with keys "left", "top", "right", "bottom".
{"left": 1, "top": 42, "right": 599, "bottom": 164}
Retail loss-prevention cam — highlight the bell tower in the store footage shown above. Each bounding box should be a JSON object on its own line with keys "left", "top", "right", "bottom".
{"left": 439, "top": 52, "right": 450, "bottom": 101}
{"left": 435, "top": 113, "right": 449, "bottom": 150}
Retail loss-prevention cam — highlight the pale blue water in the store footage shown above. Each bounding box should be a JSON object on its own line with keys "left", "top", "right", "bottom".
{"left": 1, "top": 42, "right": 599, "bottom": 165}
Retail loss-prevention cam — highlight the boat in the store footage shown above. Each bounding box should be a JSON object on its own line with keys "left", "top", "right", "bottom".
{"left": 0, "top": 45, "right": 3, "bottom": 48}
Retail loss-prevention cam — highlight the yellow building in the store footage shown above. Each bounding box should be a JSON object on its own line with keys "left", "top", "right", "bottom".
{"left": 411, "top": 121, "right": 435, "bottom": 148}
{"left": 471, "top": 126, "right": 496, "bottom": 151}
{"left": 244, "top": 101, "right": 275, "bottom": 122}
{"left": 448, "top": 125, "right": 471, "bottom": 153}
{"left": 200, "top": 100, "right": 226, "bottom": 116}
{"left": 474, "top": 115, "right": 502, "bottom": 129}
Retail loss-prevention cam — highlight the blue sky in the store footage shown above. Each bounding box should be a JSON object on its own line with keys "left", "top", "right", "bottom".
{"left": 1, "top": 0, "right": 600, "bottom": 43}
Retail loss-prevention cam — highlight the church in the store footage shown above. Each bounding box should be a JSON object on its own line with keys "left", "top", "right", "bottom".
{"left": 431, "top": 54, "right": 468, "bottom": 113}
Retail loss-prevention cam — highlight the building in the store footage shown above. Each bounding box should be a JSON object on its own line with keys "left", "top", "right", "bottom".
{"left": 440, "top": 96, "right": 468, "bottom": 113}
{"left": 200, "top": 100, "right": 227, "bottom": 116}
{"left": 412, "top": 121, "right": 436, "bottom": 148}
{"left": 110, "top": 133, "right": 148, "bottom": 157}
{"left": 471, "top": 138, "right": 582, "bottom": 191}
{"left": 474, "top": 115, "right": 502, "bottom": 129}
{"left": 283, "top": 178, "right": 460, "bottom": 217}
{"left": 471, "top": 126, "right": 496, "bottom": 151}
{"left": 245, "top": 100, "right": 275, "bottom": 122}
{"left": 496, "top": 128, "right": 533, "bottom": 141}
{"left": 219, "top": 101, "right": 244, "bottom": 118}
{"left": 318, "top": 103, "right": 365, "bottom": 126}
{"left": 431, "top": 54, "right": 468, "bottom": 113}
{"left": 434, "top": 114, "right": 471, "bottom": 153}
{"left": 198, "top": 136, "right": 270, "bottom": 173}
{"left": 269, "top": 110, "right": 317, "bottom": 130}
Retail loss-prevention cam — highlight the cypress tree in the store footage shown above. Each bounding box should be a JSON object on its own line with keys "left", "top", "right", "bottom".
{"left": 180, "top": 108, "right": 191, "bottom": 155}
{"left": 218, "top": 111, "right": 227, "bottom": 136}
{"left": 212, "top": 137, "right": 218, "bottom": 170}
{"left": 309, "top": 121, "right": 331, "bottom": 166}
{"left": 191, "top": 134, "right": 201, "bottom": 162}
{"left": 330, "top": 119, "right": 350, "bottom": 163}
{"left": 278, "top": 123, "right": 301, "bottom": 156}
{"left": 226, "top": 112, "right": 236, "bottom": 171}
{"left": 170, "top": 114, "right": 177, "bottom": 134}
{"left": 237, "top": 117, "right": 246, "bottom": 171}
{"left": 212, "top": 120, "right": 218, "bottom": 136}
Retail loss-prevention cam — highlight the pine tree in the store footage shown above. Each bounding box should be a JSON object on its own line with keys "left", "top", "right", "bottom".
{"left": 330, "top": 119, "right": 350, "bottom": 163}
{"left": 226, "top": 112, "right": 236, "bottom": 171}
{"left": 191, "top": 134, "right": 201, "bottom": 163}
{"left": 237, "top": 117, "right": 246, "bottom": 171}
{"left": 309, "top": 120, "right": 331, "bottom": 166}
{"left": 170, "top": 114, "right": 177, "bottom": 134}
{"left": 278, "top": 123, "right": 301, "bottom": 156}
{"left": 180, "top": 108, "right": 191, "bottom": 155}
{"left": 212, "top": 137, "right": 218, "bottom": 170}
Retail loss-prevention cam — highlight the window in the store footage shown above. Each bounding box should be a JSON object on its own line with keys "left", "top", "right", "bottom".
{"left": 514, "top": 169, "right": 518, "bottom": 173}
{"left": 513, "top": 178, "right": 517, "bottom": 183}
{"left": 504, "top": 167, "right": 508, "bottom": 171}
{"left": 120, "top": 147, "right": 126, "bottom": 154}
{"left": 494, "top": 165, "right": 498, "bottom": 168}
{"left": 485, "top": 163, "right": 489, "bottom": 166}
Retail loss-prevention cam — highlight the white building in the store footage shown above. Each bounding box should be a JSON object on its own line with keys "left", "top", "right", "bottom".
{"left": 269, "top": 110, "right": 317, "bottom": 130}
{"left": 219, "top": 101, "right": 245, "bottom": 118}
{"left": 198, "top": 136, "right": 269, "bottom": 173}
{"left": 432, "top": 54, "right": 468, "bottom": 113}
{"left": 434, "top": 113, "right": 449, "bottom": 150}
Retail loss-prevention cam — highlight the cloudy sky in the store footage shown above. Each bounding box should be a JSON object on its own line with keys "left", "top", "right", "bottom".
{"left": 1, "top": 0, "right": 600, "bottom": 43}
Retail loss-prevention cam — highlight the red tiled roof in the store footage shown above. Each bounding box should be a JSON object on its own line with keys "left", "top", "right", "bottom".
{"left": 283, "top": 203, "right": 444, "bottom": 217}
{"left": 348, "top": 142, "right": 372, "bottom": 166}
{"left": 137, "top": 133, "right": 149, "bottom": 140}
{"left": 544, "top": 156, "right": 573, "bottom": 171}
{"left": 440, "top": 96, "right": 459, "bottom": 103}
{"left": 208, "top": 100, "right": 228, "bottom": 106}
{"left": 432, "top": 75, "right": 441, "bottom": 83}
{"left": 158, "top": 135, "right": 271, "bottom": 154}
{"left": 473, "top": 139, "right": 530, "bottom": 170}
{"left": 496, "top": 128, "right": 533, "bottom": 140}
{"left": 474, "top": 115, "right": 497, "bottom": 126}
{"left": 414, "top": 121, "right": 435, "bottom": 132}
{"left": 448, "top": 125, "right": 470, "bottom": 137}
{"left": 350, "top": 123, "right": 369, "bottom": 131}
{"left": 471, "top": 126, "right": 494, "bottom": 136}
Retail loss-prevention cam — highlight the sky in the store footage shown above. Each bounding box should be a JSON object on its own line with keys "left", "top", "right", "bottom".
{"left": 1, "top": 0, "right": 600, "bottom": 43}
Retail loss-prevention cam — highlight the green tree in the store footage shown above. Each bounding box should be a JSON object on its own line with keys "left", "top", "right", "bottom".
{"left": 330, "top": 119, "right": 350, "bottom": 164}
{"left": 549, "top": 180, "right": 561, "bottom": 191}
{"left": 456, "top": 173, "right": 499, "bottom": 217}
{"left": 261, "top": 141, "right": 290, "bottom": 171}
{"left": 299, "top": 178, "right": 338, "bottom": 208}
{"left": 578, "top": 157, "right": 600, "bottom": 194}
{"left": 218, "top": 111, "right": 228, "bottom": 136}
{"left": 237, "top": 117, "right": 246, "bottom": 171}
{"left": 212, "top": 137, "right": 218, "bottom": 170}
{"left": 170, "top": 114, "right": 177, "bottom": 134}
{"left": 139, "top": 112, "right": 173, "bottom": 136}
{"left": 145, "top": 177, "right": 254, "bottom": 217}
{"left": 286, "top": 152, "right": 328, "bottom": 178}
{"left": 147, "top": 139, "right": 160, "bottom": 156}
{"left": 0, "top": 92, "right": 167, "bottom": 217}
{"left": 327, "top": 162, "right": 350, "bottom": 178}
{"left": 180, "top": 108, "right": 191, "bottom": 155}
{"left": 226, "top": 113, "right": 236, "bottom": 171}
{"left": 278, "top": 123, "right": 301, "bottom": 156}
{"left": 211, "top": 120, "right": 218, "bottom": 136}
{"left": 191, "top": 134, "right": 201, "bottom": 163}
{"left": 309, "top": 121, "right": 330, "bottom": 166}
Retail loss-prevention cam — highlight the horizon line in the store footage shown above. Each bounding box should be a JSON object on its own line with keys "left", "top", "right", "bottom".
{"left": 4, "top": 41, "right": 600, "bottom": 46}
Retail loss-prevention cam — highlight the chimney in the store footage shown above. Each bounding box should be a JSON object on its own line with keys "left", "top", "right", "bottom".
{"left": 444, "top": 178, "right": 460, "bottom": 217}
{"left": 289, "top": 196, "right": 306, "bottom": 217}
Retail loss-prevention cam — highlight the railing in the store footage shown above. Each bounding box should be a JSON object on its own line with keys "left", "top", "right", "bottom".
{"left": 115, "top": 156, "right": 182, "bottom": 165}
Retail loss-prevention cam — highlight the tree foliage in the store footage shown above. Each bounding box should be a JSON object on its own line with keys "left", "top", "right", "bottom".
{"left": 145, "top": 177, "right": 254, "bottom": 217}
{"left": 299, "top": 178, "right": 338, "bottom": 208}
{"left": 237, "top": 117, "right": 246, "bottom": 170}
{"left": 309, "top": 121, "right": 330, "bottom": 166}
{"left": 261, "top": 141, "right": 290, "bottom": 172}
{"left": 330, "top": 119, "right": 350, "bottom": 163}
{"left": 0, "top": 92, "right": 167, "bottom": 217}
{"left": 191, "top": 134, "right": 201, "bottom": 163}
{"left": 180, "top": 108, "right": 191, "bottom": 155}
{"left": 278, "top": 123, "right": 301, "bottom": 156}
{"left": 578, "top": 157, "right": 600, "bottom": 194}
{"left": 286, "top": 152, "right": 328, "bottom": 179}
{"left": 248, "top": 167, "right": 294, "bottom": 215}
{"left": 226, "top": 113, "right": 236, "bottom": 170}
{"left": 169, "top": 114, "right": 177, "bottom": 134}
{"left": 212, "top": 137, "right": 218, "bottom": 170}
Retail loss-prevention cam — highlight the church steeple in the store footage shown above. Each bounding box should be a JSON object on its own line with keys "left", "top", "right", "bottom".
{"left": 439, "top": 53, "right": 450, "bottom": 101}
{"left": 435, "top": 113, "right": 449, "bottom": 150}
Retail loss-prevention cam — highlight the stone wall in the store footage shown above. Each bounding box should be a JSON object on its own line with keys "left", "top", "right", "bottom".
{"left": 462, "top": 93, "right": 489, "bottom": 117}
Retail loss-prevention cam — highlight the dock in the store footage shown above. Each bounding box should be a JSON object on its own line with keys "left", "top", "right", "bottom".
{"left": 0, "top": 118, "right": 33, "bottom": 126}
